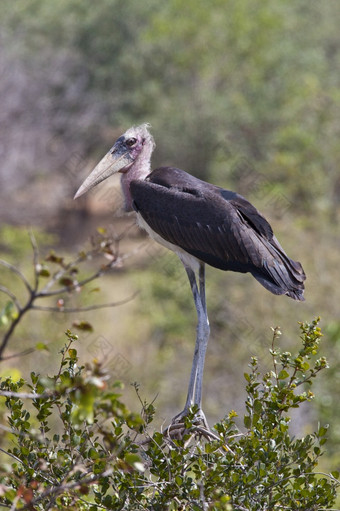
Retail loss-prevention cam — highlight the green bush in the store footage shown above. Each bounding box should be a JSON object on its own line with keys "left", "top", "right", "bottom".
{"left": 0, "top": 319, "right": 338, "bottom": 510}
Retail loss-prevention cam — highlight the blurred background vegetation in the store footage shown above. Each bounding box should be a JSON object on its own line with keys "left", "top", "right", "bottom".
{"left": 0, "top": 0, "right": 339, "bottom": 474}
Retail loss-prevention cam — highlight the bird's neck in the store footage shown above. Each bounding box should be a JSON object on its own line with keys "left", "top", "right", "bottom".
{"left": 120, "top": 148, "right": 152, "bottom": 212}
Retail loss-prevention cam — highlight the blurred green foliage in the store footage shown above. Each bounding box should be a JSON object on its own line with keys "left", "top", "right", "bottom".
{"left": 1, "top": 0, "right": 339, "bottom": 215}
{"left": 0, "top": 227, "right": 56, "bottom": 263}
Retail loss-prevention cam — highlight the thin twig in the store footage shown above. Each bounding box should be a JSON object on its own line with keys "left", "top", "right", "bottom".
{"left": 37, "top": 238, "right": 147, "bottom": 298}
{"left": 28, "top": 468, "right": 113, "bottom": 507}
{"left": 0, "top": 285, "right": 21, "bottom": 311}
{"left": 55, "top": 338, "right": 73, "bottom": 381}
{"left": 0, "top": 390, "right": 49, "bottom": 399}
{"left": 0, "top": 259, "right": 32, "bottom": 294}
{"left": 38, "top": 252, "right": 87, "bottom": 295}
{"left": 0, "top": 296, "right": 34, "bottom": 361}
{"left": 0, "top": 231, "right": 142, "bottom": 361}
{"left": 312, "top": 472, "right": 340, "bottom": 483}
{"left": 31, "top": 292, "right": 138, "bottom": 313}
{"left": 29, "top": 228, "right": 40, "bottom": 291}
{"left": 36, "top": 260, "right": 118, "bottom": 298}
{"left": 0, "top": 424, "right": 27, "bottom": 436}
{"left": 0, "top": 347, "right": 36, "bottom": 361}
{"left": 0, "top": 445, "right": 56, "bottom": 487}
{"left": 0, "top": 446, "right": 24, "bottom": 465}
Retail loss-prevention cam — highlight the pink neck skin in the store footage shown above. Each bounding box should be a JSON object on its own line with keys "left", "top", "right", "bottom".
{"left": 120, "top": 140, "right": 153, "bottom": 211}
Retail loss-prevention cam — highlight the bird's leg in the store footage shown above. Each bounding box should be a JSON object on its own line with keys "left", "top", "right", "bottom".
{"left": 194, "top": 263, "right": 210, "bottom": 408}
{"left": 199, "top": 263, "right": 207, "bottom": 314}
{"left": 182, "top": 266, "right": 203, "bottom": 412}
{"left": 169, "top": 263, "right": 210, "bottom": 430}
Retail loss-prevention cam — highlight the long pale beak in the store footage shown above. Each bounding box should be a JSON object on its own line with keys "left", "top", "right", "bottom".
{"left": 74, "top": 149, "right": 132, "bottom": 199}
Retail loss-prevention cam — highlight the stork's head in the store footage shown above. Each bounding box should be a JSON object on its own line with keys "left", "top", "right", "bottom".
{"left": 74, "top": 123, "right": 155, "bottom": 199}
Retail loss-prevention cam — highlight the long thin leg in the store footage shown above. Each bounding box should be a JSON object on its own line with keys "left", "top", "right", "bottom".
{"left": 174, "top": 263, "right": 210, "bottom": 417}
{"left": 199, "top": 263, "right": 207, "bottom": 315}
{"left": 182, "top": 266, "right": 203, "bottom": 411}
{"left": 194, "top": 263, "right": 210, "bottom": 407}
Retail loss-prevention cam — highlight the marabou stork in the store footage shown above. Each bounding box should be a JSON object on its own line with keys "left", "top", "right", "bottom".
{"left": 75, "top": 123, "right": 305, "bottom": 427}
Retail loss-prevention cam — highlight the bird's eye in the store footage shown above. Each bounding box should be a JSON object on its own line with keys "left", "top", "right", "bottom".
{"left": 126, "top": 137, "right": 137, "bottom": 147}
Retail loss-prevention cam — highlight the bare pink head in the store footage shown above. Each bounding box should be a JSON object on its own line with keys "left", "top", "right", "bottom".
{"left": 74, "top": 124, "right": 155, "bottom": 202}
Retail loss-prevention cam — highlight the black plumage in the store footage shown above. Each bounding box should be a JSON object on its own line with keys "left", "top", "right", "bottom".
{"left": 131, "top": 166, "right": 305, "bottom": 301}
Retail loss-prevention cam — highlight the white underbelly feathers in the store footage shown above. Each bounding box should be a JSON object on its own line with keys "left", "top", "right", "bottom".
{"left": 136, "top": 212, "right": 200, "bottom": 271}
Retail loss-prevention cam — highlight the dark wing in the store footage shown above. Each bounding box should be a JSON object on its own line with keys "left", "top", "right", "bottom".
{"left": 131, "top": 167, "right": 305, "bottom": 300}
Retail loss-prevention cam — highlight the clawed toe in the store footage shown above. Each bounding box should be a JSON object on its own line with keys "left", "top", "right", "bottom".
{"left": 163, "top": 407, "right": 210, "bottom": 439}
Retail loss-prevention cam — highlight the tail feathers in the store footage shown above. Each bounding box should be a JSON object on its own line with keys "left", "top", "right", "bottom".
{"left": 254, "top": 268, "right": 305, "bottom": 301}
{"left": 252, "top": 241, "right": 306, "bottom": 301}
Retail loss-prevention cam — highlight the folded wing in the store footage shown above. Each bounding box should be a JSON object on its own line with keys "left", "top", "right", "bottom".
{"left": 130, "top": 167, "right": 305, "bottom": 300}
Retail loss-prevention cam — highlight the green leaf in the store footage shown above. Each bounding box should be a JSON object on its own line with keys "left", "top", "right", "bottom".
{"left": 124, "top": 453, "right": 145, "bottom": 471}
{"left": 38, "top": 267, "right": 51, "bottom": 277}
{"left": 0, "top": 301, "right": 17, "bottom": 325}
{"left": 0, "top": 314, "right": 8, "bottom": 326}
{"left": 35, "top": 342, "right": 49, "bottom": 351}
{"left": 253, "top": 399, "right": 262, "bottom": 414}
{"left": 88, "top": 448, "right": 100, "bottom": 460}
{"left": 68, "top": 348, "right": 77, "bottom": 360}
{"left": 318, "top": 425, "right": 329, "bottom": 437}
{"left": 30, "top": 372, "right": 38, "bottom": 385}
{"left": 278, "top": 370, "right": 290, "bottom": 380}
{"left": 175, "top": 475, "right": 183, "bottom": 486}
{"left": 45, "top": 252, "right": 64, "bottom": 265}
{"left": 244, "top": 415, "right": 251, "bottom": 429}
{"left": 71, "top": 391, "right": 95, "bottom": 424}
{"left": 59, "top": 277, "right": 74, "bottom": 287}
{"left": 124, "top": 453, "right": 141, "bottom": 464}
{"left": 205, "top": 443, "right": 218, "bottom": 454}
{"left": 72, "top": 321, "right": 94, "bottom": 332}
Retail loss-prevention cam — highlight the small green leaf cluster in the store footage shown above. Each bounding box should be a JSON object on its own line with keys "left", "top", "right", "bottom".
{"left": 0, "top": 319, "right": 338, "bottom": 510}
{"left": 0, "top": 302, "right": 17, "bottom": 327}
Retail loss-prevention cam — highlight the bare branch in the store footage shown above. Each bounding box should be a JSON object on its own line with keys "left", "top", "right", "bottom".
{"left": 0, "top": 389, "right": 48, "bottom": 399}
{"left": 29, "top": 228, "right": 40, "bottom": 291}
{"left": 0, "top": 292, "right": 35, "bottom": 361}
{"left": 0, "top": 347, "right": 36, "bottom": 361}
{"left": 38, "top": 251, "right": 87, "bottom": 295}
{"left": 36, "top": 259, "right": 119, "bottom": 298}
{"left": 0, "top": 231, "right": 142, "bottom": 360}
{"left": 0, "top": 446, "right": 26, "bottom": 465}
{"left": 0, "top": 315, "right": 23, "bottom": 362}
{"left": 0, "top": 259, "right": 32, "bottom": 294}
{"left": 31, "top": 292, "right": 138, "bottom": 313}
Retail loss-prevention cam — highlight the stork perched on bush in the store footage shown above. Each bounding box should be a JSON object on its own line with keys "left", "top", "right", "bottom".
{"left": 75, "top": 123, "right": 305, "bottom": 427}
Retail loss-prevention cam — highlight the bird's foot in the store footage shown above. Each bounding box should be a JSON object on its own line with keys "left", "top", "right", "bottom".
{"left": 163, "top": 406, "right": 211, "bottom": 440}
{"left": 172, "top": 406, "right": 209, "bottom": 428}
{"left": 162, "top": 409, "right": 236, "bottom": 457}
